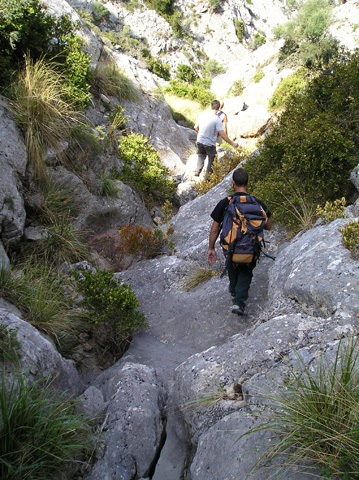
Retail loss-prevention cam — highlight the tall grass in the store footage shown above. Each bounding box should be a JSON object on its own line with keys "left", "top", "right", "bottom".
{"left": 91, "top": 60, "right": 140, "bottom": 102}
{"left": 33, "top": 215, "right": 89, "bottom": 267}
{"left": 249, "top": 337, "right": 359, "bottom": 479}
{"left": 0, "top": 263, "right": 72, "bottom": 339}
{"left": 8, "top": 56, "right": 80, "bottom": 180}
{"left": 0, "top": 374, "right": 90, "bottom": 480}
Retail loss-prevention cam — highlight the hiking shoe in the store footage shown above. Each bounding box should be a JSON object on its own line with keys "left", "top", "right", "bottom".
{"left": 231, "top": 304, "right": 245, "bottom": 316}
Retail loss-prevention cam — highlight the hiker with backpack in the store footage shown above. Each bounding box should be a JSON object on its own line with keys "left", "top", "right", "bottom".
{"left": 208, "top": 167, "right": 272, "bottom": 316}
{"left": 194, "top": 99, "right": 238, "bottom": 176}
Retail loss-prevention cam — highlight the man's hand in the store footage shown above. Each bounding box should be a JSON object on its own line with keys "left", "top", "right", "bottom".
{"left": 208, "top": 248, "right": 217, "bottom": 265}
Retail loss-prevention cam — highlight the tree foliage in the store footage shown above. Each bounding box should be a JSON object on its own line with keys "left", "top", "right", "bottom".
{"left": 245, "top": 52, "right": 359, "bottom": 230}
{"left": 274, "top": 0, "right": 338, "bottom": 68}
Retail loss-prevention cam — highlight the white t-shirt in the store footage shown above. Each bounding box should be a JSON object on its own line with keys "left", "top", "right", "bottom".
{"left": 196, "top": 111, "right": 223, "bottom": 146}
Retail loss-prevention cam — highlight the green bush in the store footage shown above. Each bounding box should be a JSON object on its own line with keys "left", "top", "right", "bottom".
{"left": 274, "top": 0, "right": 334, "bottom": 67}
{"left": 176, "top": 64, "right": 198, "bottom": 83}
{"left": 0, "top": 374, "right": 90, "bottom": 480}
{"left": 253, "top": 70, "right": 265, "bottom": 83}
{"left": 0, "top": 0, "right": 90, "bottom": 94}
{"left": 253, "top": 32, "right": 266, "bottom": 49}
{"left": 340, "top": 220, "right": 359, "bottom": 259}
{"left": 74, "top": 269, "right": 148, "bottom": 356}
{"left": 92, "top": 0, "right": 110, "bottom": 24}
{"left": 245, "top": 53, "right": 359, "bottom": 231}
{"left": 163, "top": 79, "right": 214, "bottom": 107}
{"left": 60, "top": 35, "right": 92, "bottom": 108}
{"left": 234, "top": 19, "right": 245, "bottom": 43}
{"left": 208, "top": 0, "right": 222, "bottom": 13}
{"left": 229, "top": 79, "right": 244, "bottom": 96}
{"left": 203, "top": 59, "right": 225, "bottom": 78}
{"left": 142, "top": 49, "right": 171, "bottom": 80}
{"left": 118, "top": 133, "right": 175, "bottom": 204}
{"left": 268, "top": 67, "right": 309, "bottom": 111}
{"left": 316, "top": 197, "right": 347, "bottom": 223}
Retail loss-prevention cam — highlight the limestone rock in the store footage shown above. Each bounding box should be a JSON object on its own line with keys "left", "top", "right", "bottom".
{"left": 85, "top": 362, "right": 166, "bottom": 480}
{"left": 1, "top": 307, "right": 82, "bottom": 395}
{"left": 0, "top": 97, "right": 27, "bottom": 245}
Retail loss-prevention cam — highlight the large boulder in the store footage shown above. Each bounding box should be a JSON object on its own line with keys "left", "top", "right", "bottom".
{"left": 85, "top": 362, "right": 166, "bottom": 480}
{"left": 1, "top": 306, "right": 82, "bottom": 395}
{"left": 0, "top": 97, "right": 27, "bottom": 245}
{"left": 173, "top": 310, "right": 355, "bottom": 479}
{"left": 48, "top": 166, "right": 154, "bottom": 234}
{"left": 269, "top": 216, "right": 359, "bottom": 318}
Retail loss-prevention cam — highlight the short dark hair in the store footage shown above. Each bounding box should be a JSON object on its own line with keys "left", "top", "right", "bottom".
{"left": 211, "top": 100, "right": 220, "bottom": 110}
{"left": 232, "top": 167, "right": 248, "bottom": 186}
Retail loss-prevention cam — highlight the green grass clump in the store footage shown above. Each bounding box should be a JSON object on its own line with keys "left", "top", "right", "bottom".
{"left": 33, "top": 215, "right": 88, "bottom": 267}
{"left": 91, "top": 60, "right": 140, "bottom": 102}
{"left": 0, "top": 374, "right": 90, "bottom": 480}
{"left": 249, "top": 337, "right": 359, "bottom": 479}
{"left": 185, "top": 268, "right": 219, "bottom": 291}
{"left": 0, "top": 322, "right": 20, "bottom": 363}
{"left": 9, "top": 56, "right": 80, "bottom": 181}
{"left": 0, "top": 263, "right": 72, "bottom": 339}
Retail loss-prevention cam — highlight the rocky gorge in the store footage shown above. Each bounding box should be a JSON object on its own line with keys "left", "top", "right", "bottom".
{"left": 1, "top": 0, "right": 359, "bottom": 479}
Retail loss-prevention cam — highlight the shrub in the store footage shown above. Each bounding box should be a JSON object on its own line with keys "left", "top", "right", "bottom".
{"left": 316, "top": 197, "right": 347, "bottom": 223}
{"left": 74, "top": 268, "right": 147, "bottom": 356}
{"left": 176, "top": 64, "right": 198, "bottom": 83}
{"left": 244, "top": 53, "right": 359, "bottom": 231}
{"left": 142, "top": 49, "right": 171, "bottom": 80}
{"left": 92, "top": 0, "right": 110, "bottom": 24}
{"left": 203, "top": 58, "right": 225, "bottom": 78}
{"left": 118, "top": 224, "right": 170, "bottom": 260}
{"left": 60, "top": 35, "right": 92, "bottom": 108}
{"left": 340, "top": 220, "right": 359, "bottom": 259}
{"left": 163, "top": 80, "right": 214, "bottom": 107}
{"left": 234, "top": 19, "right": 245, "bottom": 43}
{"left": 0, "top": 0, "right": 73, "bottom": 87}
{"left": 249, "top": 337, "right": 359, "bottom": 478}
{"left": 8, "top": 56, "right": 80, "bottom": 181}
{"left": 118, "top": 133, "right": 175, "bottom": 205}
{"left": 229, "top": 79, "right": 244, "bottom": 96}
{"left": 91, "top": 60, "right": 140, "bottom": 102}
{"left": 0, "top": 374, "right": 90, "bottom": 480}
{"left": 268, "top": 67, "right": 309, "bottom": 111}
{"left": 253, "top": 70, "right": 265, "bottom": 83}
{"left": 274, "top": 0, "right": 334, "bottom": 67}
{"left": 253, "top": 32, "right": 266, "bottom": 49}
{"left": 208, "top": 0, "right": 222, "bottom": 13}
